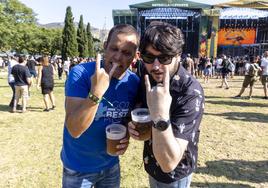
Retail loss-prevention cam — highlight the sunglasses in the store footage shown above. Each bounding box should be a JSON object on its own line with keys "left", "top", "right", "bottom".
{"left": 141, "top": 53, "right": 173, "bottom": 65}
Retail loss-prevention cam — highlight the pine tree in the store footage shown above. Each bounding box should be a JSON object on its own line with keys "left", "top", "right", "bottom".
{"left": 86, "top": 23, "right": 94, "bottom": 57}
{"left": 77, "top": 15, "right": 88, "bottom": 58}
{"left": 61, "top": 6, "right": 78, "bottom": 60}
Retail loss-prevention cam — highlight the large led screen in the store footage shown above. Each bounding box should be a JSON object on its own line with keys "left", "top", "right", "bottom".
{"left": 218, "top": 29, "right": 256, "bottom": 46}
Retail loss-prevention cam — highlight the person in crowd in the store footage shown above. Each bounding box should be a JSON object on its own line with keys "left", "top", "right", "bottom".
{"left": 128, "top": 21, "right": 204, "bottom": 188}
{"left": 61, "top": 24, "right": 140, "bottom": 188}
{"left": 204, "top": 57, "right": 212, "bottom": 83}
{"left": 63, "top": 57, "right": 70, "bottom": 79}
{"left": 183, "top": 53, "right": 195, "bottom": 76}
{"left": 26, "top": 56, "right": 37, "bottom": 86}
{"left": 261, "top": 51, "right": 268, "bottom": 99}
{"left": 235, "top": 56, "right": 262, "bottom": 100}
{"left": 219, "top": 55, "right": 230, "bottom": 89}
{"left": 11, "top": 55, "right": 31, "bottom": 113}
{"left": 37, "top": 56, "right": 56, "bottom": 112}
{"left": 193, "top": 56, "right": 199, "bottom": 78}
{"left": 198, "top": 55, "right": 206, "bottom": 78}
{"left": 7, "top": 56, "right": 18, "bottom": 107}
{"left": 130, "top": 51, "right": 141, "bottom": 73}
{"left": 56, "top": 58, "right": 63, "bottom": 80}
{"left": 215, "top": 56, "right": 223, "bottom": 79}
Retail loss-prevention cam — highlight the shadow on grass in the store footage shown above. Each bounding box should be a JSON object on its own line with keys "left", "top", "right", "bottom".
{"left": 27, "top": 106, "right": 43, "bottom": 112}
{"left": 0, "top": 105, "right": 43, "bottom": 112}
{"left": 0, "top": 85, "right": 9, "bottom": 88}
{"left": 0, "top": 104, "right": 10, "bottom": 111}
{"left": 206, "top": 100, "right": 268, "bottom": 108}
{"left": 54, "top": 82, "right": 65, "bottom": 87}
{"left": 196, "top": 159, "right": 268, "bottom": 184}
{"left": 191, "top": 182, "right": 254, "bottom": 188}
{"left": 205, "top": 112, "right": 268, "bottom": 123}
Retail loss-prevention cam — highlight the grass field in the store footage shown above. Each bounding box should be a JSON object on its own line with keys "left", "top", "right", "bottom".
{"left": 0, "top": 69, "right": 267, "bottom": 188}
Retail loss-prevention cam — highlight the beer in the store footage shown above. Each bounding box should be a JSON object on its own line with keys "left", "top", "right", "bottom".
{"left": 131, "top": 108, "right": 152, "bottom": 141}
{"left": 106, "top": 124, "right": 126, "bottom": 156}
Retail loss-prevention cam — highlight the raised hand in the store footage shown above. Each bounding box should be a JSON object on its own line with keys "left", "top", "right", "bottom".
{"left": 90, "top": 54, "right": 118, "bottom": 98}
{"left": 145, "top": 66, "right": 172, "bottom": 120}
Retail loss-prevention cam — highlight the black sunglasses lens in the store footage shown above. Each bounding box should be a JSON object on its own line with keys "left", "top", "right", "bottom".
{"left": 141, "top": 55, "right": 154, "bottom": 64}
{"left": 158, "top": 56, "right": 172, "bottom": 65}
{"left": 141, "top": 54, "right": 173, "bottom": 65}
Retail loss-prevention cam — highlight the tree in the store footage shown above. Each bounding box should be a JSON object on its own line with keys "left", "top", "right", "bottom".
{"left": 0, "top": 0, "right": 62, "bottom": 55}
{"left": 61, "top": 6, "right": 78, "bottom": 60}
{"left": 77, "top": 15, "right": 88, "bottom": 58}
{"left": 86, "top": 22, "right": 95, "bottom": 57}
{"left": 0, "top": 0, "right": 36, "bottom": 52}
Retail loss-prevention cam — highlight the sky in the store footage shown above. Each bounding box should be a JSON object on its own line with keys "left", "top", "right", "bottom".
{"left": 19, "top": 0, "right": 231, "bottom": 29}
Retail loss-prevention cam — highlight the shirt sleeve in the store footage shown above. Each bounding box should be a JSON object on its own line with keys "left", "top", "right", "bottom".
{"left": 65, "top": 64, "right": 93, "bottom": 99}
{"left": 261, "top": 59, "right": 266, "bottom": 67}
{"left": 171, "top": 89, "right": 204, "bottom": 142}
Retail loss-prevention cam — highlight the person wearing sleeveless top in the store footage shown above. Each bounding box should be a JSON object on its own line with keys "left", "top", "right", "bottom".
{"left": 37, "top": 56, "right": 56, "bottom": 112}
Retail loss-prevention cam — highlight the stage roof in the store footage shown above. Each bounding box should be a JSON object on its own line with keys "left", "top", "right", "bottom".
{"left": 215, "top": 0, "right": 268, "bottom": 9}
{"left": 220, "top": 7, "right": 268, "bottom": 19}
{"left": 129, "top": 0, "right": 212, "bottom": 10}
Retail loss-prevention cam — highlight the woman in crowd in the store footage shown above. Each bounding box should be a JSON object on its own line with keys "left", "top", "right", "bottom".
{"left": 37, "top": 56, "right": 56, "bottom": 112}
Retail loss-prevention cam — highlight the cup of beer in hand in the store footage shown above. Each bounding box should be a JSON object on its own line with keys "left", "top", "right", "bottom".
{"left": 106, "top": 124, "right": 127, "bottom": 156}
{"left": 131, "top": 108, "right": 152, "bottom": 140}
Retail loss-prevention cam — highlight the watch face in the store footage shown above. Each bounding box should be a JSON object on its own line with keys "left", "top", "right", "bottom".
{"left": 155, "top": 120, "right": 169, "bottom": 131}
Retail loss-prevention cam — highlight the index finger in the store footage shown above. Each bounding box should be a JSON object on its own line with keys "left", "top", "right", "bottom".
{"left": 163, "top": 65, "right": 170, "bottom": 91}
{"left": 95, "top": 53, "right": 101, "bottom": 72}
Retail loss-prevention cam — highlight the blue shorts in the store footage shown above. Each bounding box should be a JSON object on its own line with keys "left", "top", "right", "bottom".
{"left": 29, "top": 70, "right": 37, "bottom": 78}
{"left": 62, "top": 163, "right": 120, "bottom": 188}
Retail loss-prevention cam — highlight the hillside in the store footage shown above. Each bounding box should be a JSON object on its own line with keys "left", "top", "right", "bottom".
{"left": 37, "top": 22, "right": 109, "bottom": 41}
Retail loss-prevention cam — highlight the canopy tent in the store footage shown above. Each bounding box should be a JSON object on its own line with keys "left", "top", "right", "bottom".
{"left": 220, "top": 7, "right": 268, "bottom": 19}
{"left": 215, "top": 0, "right": 268, "bottom": 10}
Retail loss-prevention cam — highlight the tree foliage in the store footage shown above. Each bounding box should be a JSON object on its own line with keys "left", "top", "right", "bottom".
{"left": 61, "top": 6, "right": 78, "bottom": 60}
{"left": 77, "top": 15, "right": 88, "bottom": 58}
{"left": 0, "top": 1, "right": 98, "bottom": 58}
{"left": 0, "top": 0, "right": 62, "bottom": 55}
{"left": 86, "top": 23, "right": 95, "bottom": 57}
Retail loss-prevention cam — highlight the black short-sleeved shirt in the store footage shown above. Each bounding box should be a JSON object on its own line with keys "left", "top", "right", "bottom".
{"left": 11, "top": 64, "right": 31, "bottom": 86}
{"left": 137, "top": 64, "right": 204, "bottom": 184}
{"left": 26, "top": 60, "right": 36, "bottom": 71}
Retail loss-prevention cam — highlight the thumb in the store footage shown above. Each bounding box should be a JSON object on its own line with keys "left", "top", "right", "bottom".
{"left": 144, "top": 74, "right": 151, "bottom": 94}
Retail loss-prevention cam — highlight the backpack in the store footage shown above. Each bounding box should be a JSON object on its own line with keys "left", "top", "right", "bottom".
{"left": 248, "top": 64, "right": 258, "bottom": 77}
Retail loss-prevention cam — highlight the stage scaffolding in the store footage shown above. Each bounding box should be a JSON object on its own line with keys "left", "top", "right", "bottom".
{"left": 137, "top": 8, "right": 201, "bottom": 56}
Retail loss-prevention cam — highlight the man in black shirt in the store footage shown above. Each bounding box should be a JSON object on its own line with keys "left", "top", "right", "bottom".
{"left": 129, "top": 21, "right": 204, "bottom": 187}
{"left": 11, "top": 56, "right": 31, "bottom": 112}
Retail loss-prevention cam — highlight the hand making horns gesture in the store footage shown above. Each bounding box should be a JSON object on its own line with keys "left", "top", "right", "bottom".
{"left": 145, "top": 65, "right": 172, "bottom": 120}
{"left": 90, "top": 54, "right": 118, "bottom": 98}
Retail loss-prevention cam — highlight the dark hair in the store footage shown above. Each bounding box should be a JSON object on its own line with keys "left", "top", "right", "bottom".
{"left": 140, "top": 21, "right": 184, "bottom": 56}
{"left": 106, "top": 24, "right": 140, "bottom": 48}
{"left": 40, "top": 56, "right": 49, "bottom": 66}
{"left": 18, "top": 55, "right": 25, "bottom": 63}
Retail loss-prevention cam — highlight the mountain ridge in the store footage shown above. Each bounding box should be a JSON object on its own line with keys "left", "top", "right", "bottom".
{"left": 37, "top": 22, "right": 109, "bottom": 40}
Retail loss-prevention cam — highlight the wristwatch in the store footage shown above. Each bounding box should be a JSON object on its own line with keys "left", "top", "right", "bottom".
{"left": 153, "top": 118, "right": 170, "bottom": 131}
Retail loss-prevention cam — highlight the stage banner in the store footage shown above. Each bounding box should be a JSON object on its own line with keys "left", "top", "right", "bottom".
{"left": 218, "top": 29, "right": 256, "bottom": 46}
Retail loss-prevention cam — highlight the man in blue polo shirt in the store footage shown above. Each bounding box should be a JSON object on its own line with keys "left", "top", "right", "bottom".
{"left": 61, "top": 24, "right": 140, "bottom": 188}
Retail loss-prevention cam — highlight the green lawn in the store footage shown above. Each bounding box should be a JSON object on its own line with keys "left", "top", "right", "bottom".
{"left": 0, "top": 69, "right": 267, "bottom": 188}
